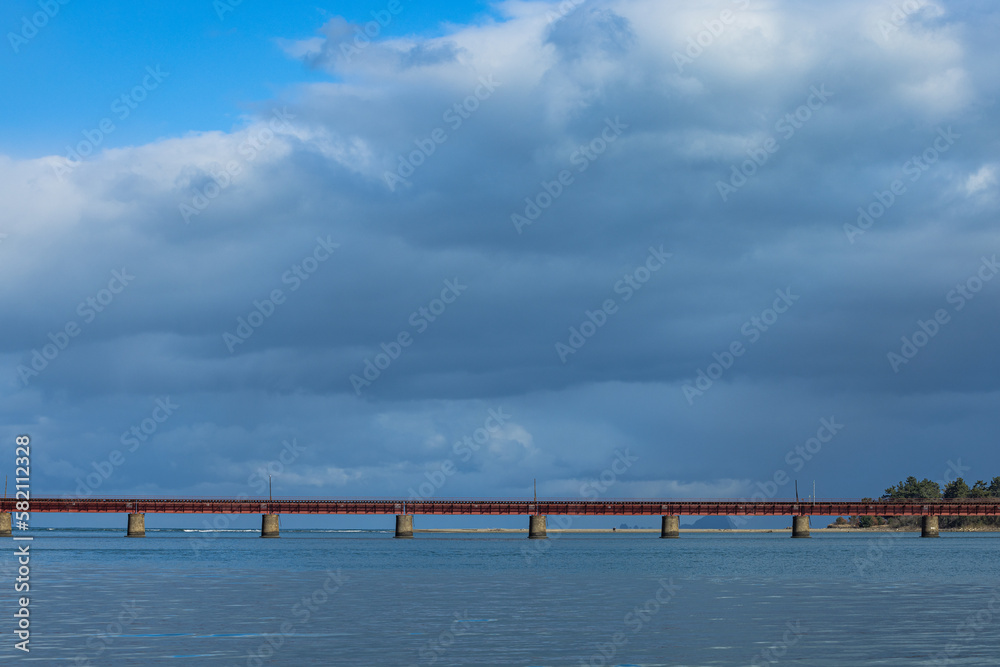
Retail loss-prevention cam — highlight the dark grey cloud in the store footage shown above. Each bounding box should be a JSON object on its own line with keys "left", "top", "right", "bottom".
{"left": 400, "top": 42, "right": 465, "bottom": 68}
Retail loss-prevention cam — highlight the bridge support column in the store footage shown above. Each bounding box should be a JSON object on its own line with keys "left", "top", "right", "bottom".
{"left": 921, "top": 515, "right": 940, "bottom": 538}
{"left": 528, "top": 515, "right": 547, "bottom": 539}
{"left": 395, "top": 514, "right": 413, "bottom": 538}
{"left": 126, "top": 513, "right": 145, "bottom": 537}
{"left": 261, "top": 514, "right": 279, "bottom": 538}
{"left": 791, "top": 515, "right": 810, "bottom": 538}
{"left": 0, "top": 512, "right": 11, "bottom": 537}
{"left": 660, "top": 515, "right": 680, "bottom": 538}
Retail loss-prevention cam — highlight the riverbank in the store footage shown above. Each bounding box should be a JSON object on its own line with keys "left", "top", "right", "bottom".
{"left": 413, "top": 527, "right": 1000, "bottom": 534}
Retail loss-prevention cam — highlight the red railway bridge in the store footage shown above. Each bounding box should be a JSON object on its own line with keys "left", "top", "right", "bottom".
{"left": 3, "top": 497, "right": 998, "bottom": 538}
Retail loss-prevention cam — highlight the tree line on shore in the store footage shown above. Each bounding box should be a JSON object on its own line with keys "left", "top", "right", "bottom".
{"left": 883, "top": 476, "right": 1000, "bottom": 500}
{"left": 836, "top": 476, "right": 1000, "bottom": 529}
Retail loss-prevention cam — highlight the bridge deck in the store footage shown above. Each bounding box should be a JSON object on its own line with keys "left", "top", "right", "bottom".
{"left": 5, "top": 498, "right": 999, "bottom": 516}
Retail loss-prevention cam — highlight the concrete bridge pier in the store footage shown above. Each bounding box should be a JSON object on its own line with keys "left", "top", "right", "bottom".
{"left": 660, "top": 515, "right": 680, "bottom": 538}
{"left": 528, "top": 515, "right": 547, "bottom": 539}
{"left": 791, "top": 515, "right": 810, "bottom": 538}
{"left": 126, "top": 513, "right": 145, "bottom": 537}
{"left": 261, "top": 514, "right": 280, "bottom": 538}
{"left": 0, "top": 512, "right": 11, "bottom": 537}
{"left": 395, "top": 514, "right": 413, "bottom": 538}
{"left": 921, "top": 515, "right": 940, "bottom": 538}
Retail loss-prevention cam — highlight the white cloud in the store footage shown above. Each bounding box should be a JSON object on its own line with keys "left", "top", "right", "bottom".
{"left": 964, "top": 164, "right": 997, "bottom": 195}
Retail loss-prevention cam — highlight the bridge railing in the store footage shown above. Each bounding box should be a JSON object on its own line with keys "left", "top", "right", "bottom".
{"left": 26, "top": 495, "right": 1000, "bottom": 503}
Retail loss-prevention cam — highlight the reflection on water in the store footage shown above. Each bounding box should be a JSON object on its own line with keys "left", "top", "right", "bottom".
{"left": 1, "top": 531, "right": 998, "bottom": 665}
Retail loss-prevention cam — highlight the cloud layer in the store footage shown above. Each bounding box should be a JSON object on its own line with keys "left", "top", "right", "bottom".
{"left": 4, "top": 0, "right": 1000, "bottom": 509}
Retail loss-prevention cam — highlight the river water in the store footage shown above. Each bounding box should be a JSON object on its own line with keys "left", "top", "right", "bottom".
{"left": 1, "top": 529, "right": 998, "bottom": 665}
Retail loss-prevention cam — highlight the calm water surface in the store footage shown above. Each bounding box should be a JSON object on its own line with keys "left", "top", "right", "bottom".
{"left": 1, "top": 529, "right": 999, "bottom": 665}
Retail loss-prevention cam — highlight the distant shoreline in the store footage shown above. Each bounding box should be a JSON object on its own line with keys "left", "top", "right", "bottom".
{"left": 413, "top": 527, "right": 1000, "bottom": 534}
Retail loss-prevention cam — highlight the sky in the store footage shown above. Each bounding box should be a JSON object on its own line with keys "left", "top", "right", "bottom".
{"left": 2, "top": 0, "right": 999, "bottom": 529}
